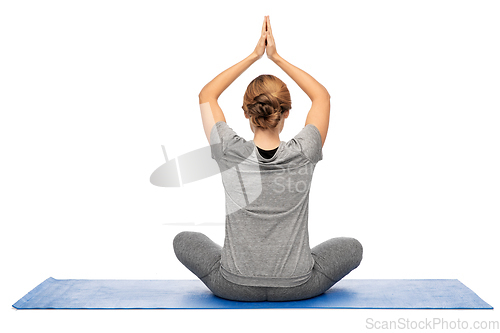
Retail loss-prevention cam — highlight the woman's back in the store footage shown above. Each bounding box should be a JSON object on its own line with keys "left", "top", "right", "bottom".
{"left": 173, "top": 16, "right": 361, "bottom": 302}
{"left": 210, "top": 121, "right": 323, "bottom": 287}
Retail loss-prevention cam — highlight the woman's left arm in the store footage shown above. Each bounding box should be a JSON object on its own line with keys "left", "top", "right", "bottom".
{"left": 199, "top": 16, "right": 268, "bottom": 143}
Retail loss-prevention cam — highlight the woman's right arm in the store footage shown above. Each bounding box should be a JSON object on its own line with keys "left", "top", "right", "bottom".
{"left": 265, "top": 16, "right": 330, "bottom": 147}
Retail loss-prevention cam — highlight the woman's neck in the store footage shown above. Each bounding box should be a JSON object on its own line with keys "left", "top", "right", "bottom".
{"left": 253, "top": 127, "right": 281, "bottom": 150}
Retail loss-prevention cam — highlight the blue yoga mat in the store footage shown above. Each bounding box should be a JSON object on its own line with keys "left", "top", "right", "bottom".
{"left": 13, "top": 278, "right": 492, "bottom": 309}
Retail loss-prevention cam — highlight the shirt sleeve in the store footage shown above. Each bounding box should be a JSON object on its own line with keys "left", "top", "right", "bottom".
{"left": 210, "top": 121, "right": 245, "bottom": 160}
{"left": 291, "top": 124, "right": 323, "bottom": 164}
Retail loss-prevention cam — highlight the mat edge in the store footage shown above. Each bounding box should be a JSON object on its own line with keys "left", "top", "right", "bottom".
{"left": 12, "top": 278, "right": 494, "bottom": 310}
{"left": 455, "top": 279, "right": 494, "bottom": 309}
{"left": 12, "top": 277, "right": 55, "bottom": 309}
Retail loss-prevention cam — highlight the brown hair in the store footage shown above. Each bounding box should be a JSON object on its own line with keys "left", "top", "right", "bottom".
{"left": 242, "top": 74, "right": 292, "bottom": 130}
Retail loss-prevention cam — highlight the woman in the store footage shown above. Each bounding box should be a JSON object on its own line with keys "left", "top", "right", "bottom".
{"left": 173, "top": 16, "right": 362, "bottom": 302}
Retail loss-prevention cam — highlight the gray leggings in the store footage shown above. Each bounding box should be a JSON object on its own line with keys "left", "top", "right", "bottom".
{"left": 173, "top": 231, "right": 363, "bottom": 302}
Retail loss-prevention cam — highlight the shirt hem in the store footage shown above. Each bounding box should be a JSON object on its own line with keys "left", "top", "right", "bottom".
{"left": 219, "top": 265, "right": 313, "bottom": 288}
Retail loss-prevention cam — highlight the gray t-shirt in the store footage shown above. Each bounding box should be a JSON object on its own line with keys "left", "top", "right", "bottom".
{"left": 210, "top": 121, "right": 323, "bottom": 287}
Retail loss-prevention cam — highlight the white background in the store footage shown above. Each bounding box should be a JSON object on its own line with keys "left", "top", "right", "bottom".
{"left": 1, "top": 0, "right": 499, "bottom": 332}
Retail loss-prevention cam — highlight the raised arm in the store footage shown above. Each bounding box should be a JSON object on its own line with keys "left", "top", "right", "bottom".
{"left": 198, "top": 54, "right": 258, "bottom": 143}
{"left": 264, "top": 16, "right": 330, "bottom": 147}
{"left": 198, "top": 16, "right": 268, "bottom": 143}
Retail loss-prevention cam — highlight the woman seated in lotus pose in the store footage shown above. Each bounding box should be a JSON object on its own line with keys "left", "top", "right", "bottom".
{"left": 173, "top": 15, "right": 362, "bottom": 302}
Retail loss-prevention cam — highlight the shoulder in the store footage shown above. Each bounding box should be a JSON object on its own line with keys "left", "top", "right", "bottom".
{"left": 294, "top": 124, "right": 322, "bottom": 142}
{"left": 210, "top": 121, "right": 251, "bottom": 159}
{"left": 209, "top": 121, "right": 234, "bottom": 141}
{"left": 285, "top": 124, "right": 323, "bottom": 164}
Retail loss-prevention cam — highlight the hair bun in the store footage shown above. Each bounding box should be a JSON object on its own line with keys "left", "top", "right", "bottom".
{"left": 252, "top": 93, "right": 282, "bottom": 113}
{"left": 248, "top": 94, "right": 280, "bottom": 117}
{"left": 242, "top": 74, "right": 292, "bottom": 130}
{"left": 246, "top": 94, "right": 282, "bottom": 129}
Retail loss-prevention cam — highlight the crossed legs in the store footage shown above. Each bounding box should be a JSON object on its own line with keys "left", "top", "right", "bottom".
{"left": 173, "top": 231, "right": 362, "bottom": 302}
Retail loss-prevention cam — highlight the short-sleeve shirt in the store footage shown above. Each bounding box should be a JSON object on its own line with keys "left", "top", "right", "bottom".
{"left": 210, "top": 121, "right": 323, "bottom": 287}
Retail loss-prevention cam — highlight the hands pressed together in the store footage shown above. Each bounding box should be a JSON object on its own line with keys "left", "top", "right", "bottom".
{"left": 254, "top": 15, "right": 277, "bottom": 61}
{"left": 199, "top": 15, "right": 329, "bottom": 146}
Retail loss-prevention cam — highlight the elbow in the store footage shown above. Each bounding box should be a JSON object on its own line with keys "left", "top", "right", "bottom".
{"left": 312, "top": 90, "right": 330, "bottom": 102}
{"left": 198, "top": 90, "right": 217, "bottom": 104}
{"left": 323, "top": 87, "right": 331, "bottom": 99}
{"left": 198, "top": 90, "right": 206, "bottom": 102}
